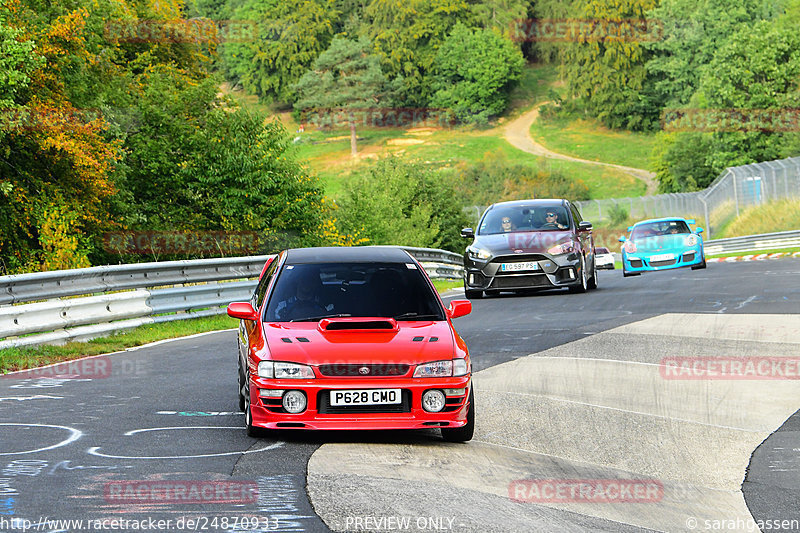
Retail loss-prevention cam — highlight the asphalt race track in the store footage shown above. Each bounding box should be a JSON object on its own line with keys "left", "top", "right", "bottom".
{"left": 1, "top": 259, "right": 799, "bottom": 533}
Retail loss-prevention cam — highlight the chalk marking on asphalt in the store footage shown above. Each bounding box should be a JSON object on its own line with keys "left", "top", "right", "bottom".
{"left": 735, "top": 295, "right": 758, "bottom": 310}
{"left": 87, "top": 427, "right": 283, "bottom": 459}
{"left": 0, "top": 424, "right": 83, "bottom": 456}
{"left": 0, "top": 395, "right": 63, "bottom": 402}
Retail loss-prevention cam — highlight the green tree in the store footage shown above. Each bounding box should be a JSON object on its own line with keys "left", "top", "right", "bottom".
{"left": 112, "top": 67, "right": 326, "bottom": 256}
{"left": 294, "top": 37, "right": 387, "bottom": 155}
{"left": 470, "top": 0, "right": 530, "bottom": 37}
{"left": 452, "top": 152, "right": 591, "bottom": 206}
{"left": 645, "top": 0, "right": 775, "bottom": 109}
{"left": 560, "top": 0, "right": 659, "bottom": 130}
{"left": 0, "top": 17, "right": 42, "bottom": 110}
{"left": 430, "top": 23, "right": 524, "bottom": 124}
{"left": 223, "top": 0, "right": 339, "bottom": 103}
{"left": 651, "top": 131, "right": 716, "bottom": 192}
{"left": 365, "top": 0, "right": 471, "bottom": 106}
{"left": 335, "top": 157, "right": 468, "bottom": 251}
{"left": 653, "top": 17, "right": 800, "bottom": 192}
{"left": 699, "top": 19, "right": 800, "bottom": 172}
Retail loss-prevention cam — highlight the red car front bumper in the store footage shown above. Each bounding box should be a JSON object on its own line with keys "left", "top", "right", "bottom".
{"left": 249, "top": 376, "right": 472, "bottom": 430}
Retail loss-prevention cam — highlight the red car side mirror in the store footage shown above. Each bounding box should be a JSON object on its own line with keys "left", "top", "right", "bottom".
{"left": 227, "top": 302, "right": 259, "bottom": 321}
{"left": 446, "top": 300, "right": 472, "bottom": 319}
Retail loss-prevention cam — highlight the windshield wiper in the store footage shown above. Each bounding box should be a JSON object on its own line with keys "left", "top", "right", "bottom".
{"left": 392, "top": 312, "right": 443, "bottom": 321}
{"left": 289, "top": 313, "right": 352, "bottom": 322}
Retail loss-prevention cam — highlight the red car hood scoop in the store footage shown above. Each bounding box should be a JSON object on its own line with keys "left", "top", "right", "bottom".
{"left": 264, "top": 320, "right": 455, "bottom": 365}
{"left": 318, "top": 317, "right": 398, "bottom": 331}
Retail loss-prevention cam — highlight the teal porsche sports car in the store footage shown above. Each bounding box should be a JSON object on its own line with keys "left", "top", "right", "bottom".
{"left": 618, "top": 218, "right": 706, "bottom": 277}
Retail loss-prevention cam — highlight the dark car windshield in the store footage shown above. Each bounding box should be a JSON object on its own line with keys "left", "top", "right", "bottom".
{"left": 631, "top": 220, "right": 691, "bottom": 240}
{"left": 595, "top": 247, "right": 610, "bottom": 254}
{"left": 264, "top": 262, "right": 445, "bottom": 322}
{"left": 478, "top": 205, "right": 570, "bottom": 235}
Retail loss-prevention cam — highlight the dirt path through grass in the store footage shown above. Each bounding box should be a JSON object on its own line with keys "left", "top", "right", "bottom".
{"left": 504, "top": 103, "right": 658, "bottom": 194}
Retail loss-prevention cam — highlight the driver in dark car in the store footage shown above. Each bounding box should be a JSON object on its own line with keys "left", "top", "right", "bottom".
{"left": 542, "top": 210, "right": 567, "bottom": 230}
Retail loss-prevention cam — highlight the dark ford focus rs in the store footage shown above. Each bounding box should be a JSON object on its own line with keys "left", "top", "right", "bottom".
{"left": 461, "top": 199, "right": 597, "bottom": 298}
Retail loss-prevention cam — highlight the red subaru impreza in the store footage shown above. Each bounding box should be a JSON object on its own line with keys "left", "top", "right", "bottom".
{"left": 227, "top": 246, "right": 474, "bottom": 441}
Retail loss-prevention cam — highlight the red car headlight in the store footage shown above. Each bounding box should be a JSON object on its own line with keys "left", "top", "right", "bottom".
{"left": 258, "top": 361, "right": 315, "bottom": 379}
{"left": 623, "top": 241, "right": 637, "bottom": 254}
{"left": 413, "top": 359, "right": 470, "bottom": 378}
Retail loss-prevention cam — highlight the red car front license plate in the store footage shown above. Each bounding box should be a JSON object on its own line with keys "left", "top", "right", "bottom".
{"left": 330, "top": 389, "right": 402, "bottom": 406}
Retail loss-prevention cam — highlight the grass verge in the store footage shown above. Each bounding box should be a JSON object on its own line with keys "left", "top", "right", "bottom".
{"left": 0, "top": 314, "right": 237, "bottom": 374}
{"left": 529, "top": 114, "right": 657, "bottom": 170}
{"left": 719, "top": 199, "right": 800, "bottom": 238}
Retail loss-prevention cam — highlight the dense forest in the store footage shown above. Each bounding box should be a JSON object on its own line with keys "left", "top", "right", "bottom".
{"left": 2, "top": 0, "right": 798, "bottom": 273}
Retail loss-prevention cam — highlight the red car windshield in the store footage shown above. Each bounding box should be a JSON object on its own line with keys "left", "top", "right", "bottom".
{"left": 265, "top": 262, "right": 445, "bottom": 322}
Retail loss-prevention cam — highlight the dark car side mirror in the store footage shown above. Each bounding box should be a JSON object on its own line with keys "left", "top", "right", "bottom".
{"left": 446, "top": 300, "right": 472, "bottom": 319}
{"left": 461, "top": 228, "right": 474, "bottom": 238}
{"left": 227, "top": 302, "right": 259, "bottom": 321}
{"left": 578, "top": 221, "right": 593, "bottom": 232}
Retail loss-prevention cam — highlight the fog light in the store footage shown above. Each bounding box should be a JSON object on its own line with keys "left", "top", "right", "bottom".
{"left": 259, "top": 389, "right": 284, "bottom": 398}
{"left": 469, "top": 274, "right": 475, "bottom": 284}
{"left": 443, "top": 388, "right": 466, "bottom": 396}
{"left": 568, "top": 269, "right": 575, "bottom": 279}
{"left": 282, "top": 391, "right": 307, "bottom": 414}
{"left": 422, "top": 390, "right": 446, "bottom": 413}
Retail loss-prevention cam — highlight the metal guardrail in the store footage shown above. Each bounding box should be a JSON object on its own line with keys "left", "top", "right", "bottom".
{"left": 0, "top": 255, "right": 271, "bottom": 305}
{"left": 0, "top": 247, "right": 465, "bottom": 349}
{"left": 703, "top": 230, "right": 800, "bottom": 255}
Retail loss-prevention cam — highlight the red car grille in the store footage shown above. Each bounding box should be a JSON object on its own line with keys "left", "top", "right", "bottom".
{"left": 318, "top": 364, "right": 410, "bottom": 377}
{"left": 316, "top": 390, "right": 412, "bottom": 414}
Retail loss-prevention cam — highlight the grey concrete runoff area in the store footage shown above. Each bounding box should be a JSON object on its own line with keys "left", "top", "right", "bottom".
{"left": 1, "top": 259, "right": 799, "bottom": 533}
{"left": 308, "top": 313, "right": 800, "bottom": 532}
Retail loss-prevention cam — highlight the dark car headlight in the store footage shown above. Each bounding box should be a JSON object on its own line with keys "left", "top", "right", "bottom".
{"left": 467, "top": 246, "right": 491, "bottom": 261}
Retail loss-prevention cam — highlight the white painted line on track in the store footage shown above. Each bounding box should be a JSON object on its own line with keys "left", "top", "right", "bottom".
{"left": 0, "top": 423, "right": 83, "bottom": 456}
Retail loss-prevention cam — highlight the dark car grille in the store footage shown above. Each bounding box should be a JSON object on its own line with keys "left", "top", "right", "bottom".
{"left": 318, "top": 364, "right": 410, "bottom": 377}
{"left": 491, "top": 254, "right": 547, "bottom": 265}
{"left": 490, "top": 274, "right": 551, "bottom": 289}
{"left": 316, "top": 390, "right": 412, "bottom": 414}
{"left": 650, "top": 259, "right": 677, "bottom": 267}
{"left": 683, "top": 252, "right": 695, "bottom": 262}
{"left": 629, "top": 259, "right": 643, "bottom": 268}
